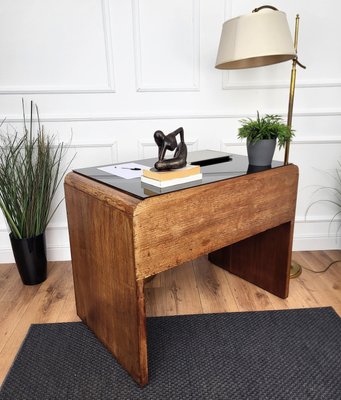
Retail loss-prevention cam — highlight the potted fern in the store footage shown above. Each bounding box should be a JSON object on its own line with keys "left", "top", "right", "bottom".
{"left": 238, "top": 112, "right": 294, "bottom": 166}
{"left": 0, "top": 101, "right": 71, "bottom": 285}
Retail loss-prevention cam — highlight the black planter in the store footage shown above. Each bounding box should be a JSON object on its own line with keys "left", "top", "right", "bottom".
{"left": 247, "top": 164, "right": 271, "bottom": 174}
{"left": 247, "top": 138, "right": 276, "bottom": 166}
{"left": 10, "top": 233, "right": 47, "bottom": 285}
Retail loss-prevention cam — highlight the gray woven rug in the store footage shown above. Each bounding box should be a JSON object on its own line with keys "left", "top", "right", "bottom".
{"left": 1, "top": 308, "right": 340, "bottom": 399}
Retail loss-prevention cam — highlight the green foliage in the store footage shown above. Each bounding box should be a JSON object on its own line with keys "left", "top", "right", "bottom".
{"left": 238, "top": 112, "right": 294, "bottom": 149}
{"left": 306, "top": 161, "right": 341, "bottom": 235}
{"left": 0, "top": 101, "right": 72, "bottom": 239}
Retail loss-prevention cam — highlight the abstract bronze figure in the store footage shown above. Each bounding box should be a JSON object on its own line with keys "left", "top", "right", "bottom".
{"left": 153, "top": 127, "right": 187, "bottom": 170}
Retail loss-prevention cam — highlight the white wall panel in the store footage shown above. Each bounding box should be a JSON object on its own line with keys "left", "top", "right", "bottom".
{"left": 0, "top": 0, "right": 115, "bottom": 93}
{"left": 0, "top": 0, "right": 340, "bottom": 262}
{"left": 132, "top": 0, "right": 200, "bottom": 91}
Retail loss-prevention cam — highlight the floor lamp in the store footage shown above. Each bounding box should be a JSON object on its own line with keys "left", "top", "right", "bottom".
{"left": 215, "top": 5, "right": 306, "bottom": 278}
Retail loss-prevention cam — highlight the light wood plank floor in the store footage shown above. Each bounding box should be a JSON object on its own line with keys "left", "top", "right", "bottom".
{"left": 0, "top": 250, "right": 340, "bottom": 385}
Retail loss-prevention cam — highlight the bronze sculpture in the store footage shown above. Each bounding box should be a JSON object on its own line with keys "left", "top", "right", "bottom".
{"left": 153, "top": 127, "right": 187, "bottom": 170}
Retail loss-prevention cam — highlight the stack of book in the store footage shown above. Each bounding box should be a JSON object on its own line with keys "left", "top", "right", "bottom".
{"left": 141, "top": 165, "right": 202, "bottom": 188}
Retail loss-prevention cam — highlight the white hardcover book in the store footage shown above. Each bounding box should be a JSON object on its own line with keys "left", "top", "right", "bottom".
{"left": 141, "top": 173, "right": 203, "bottom": 188}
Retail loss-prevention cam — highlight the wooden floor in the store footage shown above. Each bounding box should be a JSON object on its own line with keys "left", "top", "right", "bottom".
{"left": 0, "top": 250, "right": 340, "bottom": 385}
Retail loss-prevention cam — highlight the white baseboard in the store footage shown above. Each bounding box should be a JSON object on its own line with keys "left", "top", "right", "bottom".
{"left": 0, "top": 245, "right": 71, "bottom": 264}
{"left": 0, "top": 248, "right": 14, "bottom": 263}
{"left": 46, "top": 245, "right": 71, "bottom": 261}
{"left": 292, "top": 234, "right": 341, "bottom": 251}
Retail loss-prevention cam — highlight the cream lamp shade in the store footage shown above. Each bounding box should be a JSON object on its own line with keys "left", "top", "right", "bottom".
{"left": 215, "top": 8, "right": 296, "bottom": 69}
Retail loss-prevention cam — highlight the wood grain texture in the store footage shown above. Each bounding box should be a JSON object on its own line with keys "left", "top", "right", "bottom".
{"left": 133, "top": 165, "right": 299, "bottom": 279}
{"left": 65, "top": 172, "right": 140, "bottom": 215}
{"left": 192, "top": 257, "right": 239, "bottom": 313}
{"left": 64, "top": 174, "right": 147, "bottom": 386}
{"left": 64, "top": 164, "right": 298, "bottom": 386}
{"left": 209, "top": 222, "right": 294, "bottom": 298}
{"left": 0, "top": 262, "right": 76, "bottom": 383}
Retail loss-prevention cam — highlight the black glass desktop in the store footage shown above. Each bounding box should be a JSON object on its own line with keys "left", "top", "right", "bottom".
{"left": 74, "top": 150, "right": 283, "bottom": 200}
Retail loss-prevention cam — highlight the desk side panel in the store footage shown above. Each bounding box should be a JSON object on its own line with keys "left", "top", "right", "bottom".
{"left": 209, "top": 221, "right": 294, "bottom": 298}
{"left": 64, "top": 176, "right": 147, "bottom": 385}
{"left": 133, "top": 165, "right": 298, "bottom": 279}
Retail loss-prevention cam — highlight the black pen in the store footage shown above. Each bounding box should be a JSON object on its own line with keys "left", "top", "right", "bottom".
{"left": 114, "top": 166, "right": 141, "bottom": 171}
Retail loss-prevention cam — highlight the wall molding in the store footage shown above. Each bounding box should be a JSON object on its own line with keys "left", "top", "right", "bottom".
{"left": 0, "top": 140, "right": 118, "bottom": 162}
{"left": 132, "top": 0, "right": 200, "bottom": 92}
{"left": 291, "top": 138, "right": 341, "bottom": 145}
{"left": 221, "top": 136, "right": 341, "bottom": 148}
{"left": 222, "top": 76, "right": 341, "bottom": 91}
{"left": 0, "top": 0, "right": 116, "bottom": 95}
{"left": 70, "top": 141, "right": 118, "bottom": 163}
{"left": 138, "top": 138, "right": 199, "bottom": 158}
{"left": 101, "top": 0, "right": 116, "bottom": 92}
{"left": 3, "top": 109, "right": 341, "bottom": 123}
{"left": 54, "top": 141, "right": 118, "bottom": 164}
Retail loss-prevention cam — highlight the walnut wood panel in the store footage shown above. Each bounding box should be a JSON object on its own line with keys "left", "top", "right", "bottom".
{"left": 64, "top": 174, "right": 148, "bottom": 386}
{"left": 133, "top": 165, "right": 299, "bottom": 279}
{"left": 209, "top": 222, "right": 294, "bottom": 298}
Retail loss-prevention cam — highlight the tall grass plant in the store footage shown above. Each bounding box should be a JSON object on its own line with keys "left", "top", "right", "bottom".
{"left": 0, "top": 101, "right": 72, "bottom": 239}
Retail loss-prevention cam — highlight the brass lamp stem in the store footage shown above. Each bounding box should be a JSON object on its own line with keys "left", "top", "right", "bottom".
{"left": 286, "top": 15, "right": 306, "bottom": 279}
{"left": 284, "top": 15, "right": 299, "bottom": 165}
{"left": 284, "top": 15, "right": 306, "bottom": 165}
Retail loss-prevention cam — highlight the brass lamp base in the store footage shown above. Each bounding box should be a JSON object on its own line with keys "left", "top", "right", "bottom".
{"left": 290, "top": 261, "right": 302, "bottom": 278}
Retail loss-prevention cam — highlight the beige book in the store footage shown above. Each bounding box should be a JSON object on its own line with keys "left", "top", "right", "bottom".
{"left": 143, "top": 165, "right": 201, "bottom": 181}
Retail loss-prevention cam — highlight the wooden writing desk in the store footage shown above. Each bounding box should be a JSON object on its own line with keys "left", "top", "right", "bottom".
{"left": 64, "top": 152, "right": 298, "bottom": 386}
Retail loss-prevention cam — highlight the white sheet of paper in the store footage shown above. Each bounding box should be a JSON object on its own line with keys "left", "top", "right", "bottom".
{"left": 98, "top": 163, "right": 150, "bottom": 179}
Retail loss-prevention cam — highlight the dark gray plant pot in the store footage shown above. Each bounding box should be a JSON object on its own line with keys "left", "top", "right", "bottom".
{"left": 247, "top": 138, "right": 276, "bottom": 166}
{"left": 9, "top": 232, "right": 47, "bottom": 285}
